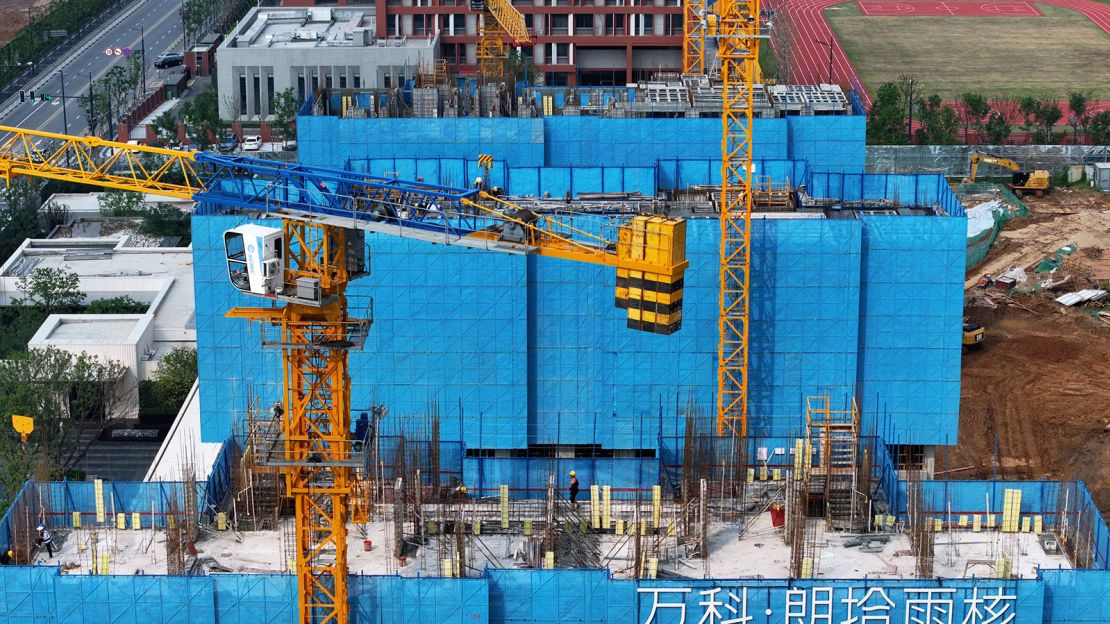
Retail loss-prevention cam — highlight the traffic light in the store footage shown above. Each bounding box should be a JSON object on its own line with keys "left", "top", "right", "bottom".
{"left": 27, "top": 90, "right": 34, "bottom": 103}
{"left": 18, "top": 90, "right": 24, "bottom": 102}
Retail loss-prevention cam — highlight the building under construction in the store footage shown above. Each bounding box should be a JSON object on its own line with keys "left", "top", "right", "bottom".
{"left": 1, "top": 89, "right": 1109, "bottom": 624}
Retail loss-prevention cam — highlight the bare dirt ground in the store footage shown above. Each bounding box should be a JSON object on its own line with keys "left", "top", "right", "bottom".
{"left": 0, "top": 0, "right": 52, "bottom": 47}
{"left": 954, "top": 188, "right": 1110, "bottom": 512}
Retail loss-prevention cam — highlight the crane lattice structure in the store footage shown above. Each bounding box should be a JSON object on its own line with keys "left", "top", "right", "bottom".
{"left": 683, "top": 0, "right": 708, "bottom": 74}
{"left": 0, "top": 125, "right": 687, "bottom": 624}
{"left": 472, "top": 0, "right": 533, "bottom": 78}
{"left": 717, "top": 0, "right": 761, "bottom": 437}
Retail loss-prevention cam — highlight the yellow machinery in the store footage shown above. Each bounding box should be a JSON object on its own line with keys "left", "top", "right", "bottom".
{"left": 963, "top": 151, "right": 1051, "bottom": 197}
{"left": 683, "top": 0, "right": 709, "bottom": 74}
{"left": 472, "top": 0, "right": 532, "bottom": 78}
{"left": 691, "top": 0, "right": 761, "bottom": 436}
{"left": 962, "top": 322, "right": 985, "bottom": 348}
{"left": 0, "top": 125, "right": 687, "bottom": 624}
{"left": 11, "top": 414, "right": 33, "bottom": 446}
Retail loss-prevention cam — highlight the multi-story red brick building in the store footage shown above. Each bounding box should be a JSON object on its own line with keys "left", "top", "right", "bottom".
{"left": 279, "top": 0, "right": 684, "bottom": 86}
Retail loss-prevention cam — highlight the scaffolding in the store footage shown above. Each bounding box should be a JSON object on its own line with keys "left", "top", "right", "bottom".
{"left": 806, "top": 396, "right": 869, "bottom": 532}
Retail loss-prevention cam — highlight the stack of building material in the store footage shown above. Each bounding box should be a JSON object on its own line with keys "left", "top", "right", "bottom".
{"left": 412, "top": 88, "right": 439, "bottom": 118}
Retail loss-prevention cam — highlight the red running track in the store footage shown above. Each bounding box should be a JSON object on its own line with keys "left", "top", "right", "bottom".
{"left": 769, "top": 0, "right": 1110, "bottom": 110}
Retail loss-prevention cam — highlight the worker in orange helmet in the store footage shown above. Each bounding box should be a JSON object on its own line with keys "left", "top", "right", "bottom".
{"left": 569, "top": 471, "right": 580, "bottom": 508}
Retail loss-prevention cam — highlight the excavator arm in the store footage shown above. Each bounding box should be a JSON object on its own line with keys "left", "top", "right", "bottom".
{"left": 964, "top": 151, "right": 1022, "bottom": 183}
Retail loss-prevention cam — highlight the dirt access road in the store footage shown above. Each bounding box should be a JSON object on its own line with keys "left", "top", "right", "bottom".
{"left": 954, "top": 189, "right": 1110, "bottom": 512}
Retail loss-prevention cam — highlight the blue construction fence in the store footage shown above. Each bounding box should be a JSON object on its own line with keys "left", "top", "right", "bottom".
{"left": 13, "top": 564, "right": 1110, "bottom": 623}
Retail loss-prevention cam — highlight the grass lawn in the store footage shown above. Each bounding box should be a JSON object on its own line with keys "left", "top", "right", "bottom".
{"left": 824, "top": 3, "right": 1110, "bottom": 99}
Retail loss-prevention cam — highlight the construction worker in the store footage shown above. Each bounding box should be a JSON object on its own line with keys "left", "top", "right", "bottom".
{"left": 474, "top": 176, "right": 484, "bottom": 191}
{"left": 35, "top": 524, "right": 53, "bottom": 558}
{"left": 452, "top": 484, "right": 468, "bottom": 502}
{"left": 0, "top": 549, "right": 13, "bottom": 565}
{"left": 353, "top": 412, "right": 370, "bottom": 452}
{"left": 569, "top": 471, "right": 580, "bottom": 508}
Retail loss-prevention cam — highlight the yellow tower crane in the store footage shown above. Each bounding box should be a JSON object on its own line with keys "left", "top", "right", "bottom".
{"left": 683, "top": 0, "right": 761, "bottom": 436}
{"left": 472, "top": 0, "right": 533, "bottom": 78}
{"left": 0, "top": 126, "right": 688, "bottom": 624}
{"left": 715, "top": 0, "right": 761, "bottom": 438}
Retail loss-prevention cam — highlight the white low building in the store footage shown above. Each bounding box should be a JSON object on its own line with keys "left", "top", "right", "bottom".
{"left": 216, "top": 7, "right": 438, "bottom": 121}
{"left": 0, "top": 220, "right": 196, "bottom": 418}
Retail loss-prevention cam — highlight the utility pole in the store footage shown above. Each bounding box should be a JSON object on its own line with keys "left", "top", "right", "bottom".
{"left": 906, "top": 79, "right": 915, "bottom": 144}
{"left": 816, "top": 39, "right": 833, "bottom": 85}
{"left": 133, "top": 25, "right": 147, "bottom": 95}
{"left": 57, "top": 69, "right": 67, "bottom": 134}
{"left": 85, "top": 72, "right": 96, "bottom": 136}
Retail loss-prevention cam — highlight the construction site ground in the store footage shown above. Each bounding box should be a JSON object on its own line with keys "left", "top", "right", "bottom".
{"left": 0, "top": 0, "right": 48, "bottom": 46}
{"left": 956, "top": 188, "right": 1110, "bottom": 512}
{"left": 32, "top": 514, "right": 1070, "bottom": 579}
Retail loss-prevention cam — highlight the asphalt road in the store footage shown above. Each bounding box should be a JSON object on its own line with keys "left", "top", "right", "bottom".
{"left": 0, "top": 0, "right": 190, "bottom": 138}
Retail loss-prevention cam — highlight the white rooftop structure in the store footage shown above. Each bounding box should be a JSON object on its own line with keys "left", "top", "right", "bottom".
{"left": 44, "top": 192, "right": 194, "bottom": 219}
{"left": 229, "top": 8, "right": 379, "bottom": 49}
{"left": 0, "top": 237, "right": 195, "bottom": 350}
{"left": 0, "top": 224, "right": 196, "bottom": 419}
{"left": 217, "top": 7, "right": 438, "bottom": 120}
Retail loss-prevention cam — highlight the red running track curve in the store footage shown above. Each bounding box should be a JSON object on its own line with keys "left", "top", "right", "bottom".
{"left": 768, "top": 0, "right": 1110, "bottom": 110}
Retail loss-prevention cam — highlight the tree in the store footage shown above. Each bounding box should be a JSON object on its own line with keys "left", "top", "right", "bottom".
{"left": 0, "top": 177, "right": 46, "bottom": 261}
{"left": 40, "top": 199, "right": 70, "bottom": 234}
{"left": 152, "top": 111, "right": 179, "bottom": 146}
{"left": 98, "top": 189, "right": 144, "bottom": 216}
{"left": 151, "top": 347, "right": 197, "bottom": 409}
{"left": 866, "top": 82, "right": 908, "bottom": 145}
{"left": 138, "top": 204, "right": 191, "bottom": 244}
{"left": 85, "top": 296, "right": 148, "bottom": 314}
{"left": 1019, "top": 96, "right": 1039, "bottom": 137}
{"left": 0, "top": 348, "right": 129, "bottom": 508}
{"left": 1031, "top": 99, "right": 1063, "bottom": 144}
{"left": 12, "top": 267, "right": 85, "bottom": 315}
{"left": 959, "top": 92, "right": 990, "bottom": 144}
{"left": 1090, "top": 111, "right": 1110, "bottom": 146}
{"left": 914, "top": 94, "right": 960, "bottom": 145}
{"left": 183, "top": 0, "right": 217, "bottom": 47}
{"left": 982, "top": 110, "right": 1012, "bottom": 145}
{"left": 180, "top": 90, "right": 226, "bottom": 148}
{"left": 1067, "top": 91, "right": 1093, "bottom": 144}
{"left": 271, "top": 88, "right": 298, "bottom": 147}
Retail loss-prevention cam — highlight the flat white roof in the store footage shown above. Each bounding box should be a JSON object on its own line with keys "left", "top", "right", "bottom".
{"left": 39, "top": 317, "right": 142, "bottom": 344}
{"left": 44, "top": 192, "right": 194, "bottom": 217}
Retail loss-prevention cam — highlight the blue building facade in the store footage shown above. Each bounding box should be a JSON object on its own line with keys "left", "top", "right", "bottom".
{"left": 192, "top": 114, "right": 966, "bottom": 489}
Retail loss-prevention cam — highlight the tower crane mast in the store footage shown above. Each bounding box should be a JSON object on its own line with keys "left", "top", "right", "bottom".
{"left": 683, "top": 0, "right": 762, "bottom": 436}
{"left": 0, "top": 125, "right": 688, "bottom": 624}
{"left": 472, "top": 0, "right": 533, "bottom": 78}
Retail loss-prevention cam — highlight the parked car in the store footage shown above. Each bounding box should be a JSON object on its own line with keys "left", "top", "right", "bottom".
{"left": 282, "top": 140, "right": 297, "bottom": 152}
{"left": 154, "top": 52, "right": 184, "bottom": 69}
{"left": 217, "top": 133, "right": 238, "bottom": 153}
{"left": 242, "top": 136, "right": 263, "bottom": 151}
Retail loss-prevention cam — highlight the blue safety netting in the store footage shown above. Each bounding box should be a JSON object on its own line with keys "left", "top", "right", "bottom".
{"left": 298, "top": 116, "right": 866, "bottom": 174}
{"left": 192, "top": 207, "right": 965, "bottom": 469}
